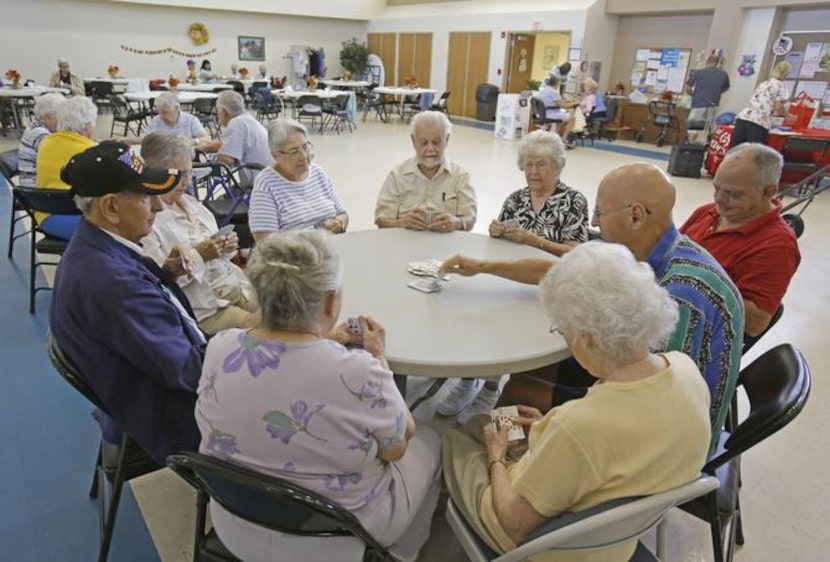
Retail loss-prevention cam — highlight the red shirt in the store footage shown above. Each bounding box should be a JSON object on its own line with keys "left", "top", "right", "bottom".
{"left": 680, "top": 201, "right": 800, "bottom": 315}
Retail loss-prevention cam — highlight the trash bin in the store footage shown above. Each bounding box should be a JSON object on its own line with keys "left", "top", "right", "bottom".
{"left": 475, "top": 83, "right": 500, "bottom": 121}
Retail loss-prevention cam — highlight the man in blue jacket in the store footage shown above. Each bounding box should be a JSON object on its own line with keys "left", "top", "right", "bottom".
{"left": 50, "top": 141, "right": 206, "bottom": 464}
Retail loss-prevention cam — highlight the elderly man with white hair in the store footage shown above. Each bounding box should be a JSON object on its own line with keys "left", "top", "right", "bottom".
{"left": 18, "top": 93, "right": 66, "bottom": 187}
{"left": 120, "top": 92, "right": 210, "bottom": 148}
{"left": 199, "top": 90, "right": 272, "bottom": 167}
{"left": 35, "top": 95, "right": 98, "bottom": 239}
{"left": 375, "top": 110, "right": 476, "bottom": 232}
{"left": 48, "top": 59, "right": 85, "bottom": 96}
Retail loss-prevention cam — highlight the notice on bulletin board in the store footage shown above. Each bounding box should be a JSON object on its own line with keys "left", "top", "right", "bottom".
{"left": 783, "top": 80, "right": 797, "bottom": 99}
{"left": 800, "top": 42, "right": 822, "bottom": 78}
{"left": 636, "top": 49, "right": 651, "bottom": 62}
{"left": 794, "top": 80, "right": 827, "bottom": 101}
{"left": 630, "top": 47, "right": 691, "bottom": 94}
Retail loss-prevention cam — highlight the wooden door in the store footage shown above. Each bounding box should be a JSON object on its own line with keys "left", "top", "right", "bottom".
{"left": 506, "top": 33, "right": 535, "bottom": 93}
{"left": 398, "top": 33, "right": 433, "bottom": 87}
{"left": 367, "top": 33, "right": 397, "bottom": 85}
{"left": 446, "top": 32, "right": 491, "bottom": 118}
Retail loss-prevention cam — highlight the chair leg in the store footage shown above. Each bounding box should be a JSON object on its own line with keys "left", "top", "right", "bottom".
{"left": 734, "top": 492, "right": 744, "bottom": 546}
{"left": 29, "top": 227, "right": 37, "bottom": 314}
{"left": 707, "top": 492, "right": 726, "bottom": 562}
{"left": 89, "top": 443, "right": 102, "bottom": 499}
{"left": 7, "top": 204, "right": 16, "bottom": 259}
{"left": 98, "top": 433, "right": 130, "bottom": 562}
{"left": 193, "top": 490, "right": 209, "bottom": 562}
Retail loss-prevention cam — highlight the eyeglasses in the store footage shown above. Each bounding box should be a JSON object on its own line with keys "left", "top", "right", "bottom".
{"left": 278, "top": 141, "right": 313, "bottom": 159}
{"left": 592, "top": 204, "right": 652, "bottom": 219}
{"left": 549, "top": 325, "right": 564, "bottom": 336}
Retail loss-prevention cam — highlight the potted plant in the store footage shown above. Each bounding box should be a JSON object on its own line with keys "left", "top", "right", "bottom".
{"left": 527, "top": 78, "right": 541, "bottom": 91}
{"left": 340, "top": 38, "right": 370, "bottom": 79}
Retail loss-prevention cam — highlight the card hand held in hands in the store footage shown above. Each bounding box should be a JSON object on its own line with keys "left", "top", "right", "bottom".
{"left": 490, "top": 406, "right": 526, "bottom": 442}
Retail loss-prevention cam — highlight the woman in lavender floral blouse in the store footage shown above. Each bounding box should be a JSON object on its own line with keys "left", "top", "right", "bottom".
{"left": 194, "top": 229, "right": 441, "bottom": 562}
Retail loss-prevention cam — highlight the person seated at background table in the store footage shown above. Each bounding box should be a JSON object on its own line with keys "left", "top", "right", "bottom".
{"left": 18, "top": 93, "right": 65, "bottom": 187}
{"left": 442, "top": 241, "right": 711, "bottom": 561}
{"left": 140, "top": 133, "right": 259, "bottom": 335}
{"left": 255, "top": 63, "right": 271, "bottom": 81}
{"left": 578, "top": 77, "right": 606, "bottom": 118}
{"left": 48, "top": 59, "right": 85, "bottom": 96}
{"left": 731, "top": 61, "right": 790, "bottom": 146}
{"left": 195, "top": 229, "right": 442, "bottom": 562}
{"left": 199, "top": 90, "right": 273, "bottom": 168}
{"left": 186, "top": 59, "right": 199, "bottom": 84}
{"left": 51, "top": 141, "right": 204, "bottom": 465}
{"left": 249, "top": 118, "right": 348, "bottom": 242}
{"left": 198, "top": 59, "right": 218, "bottom": 83}
{"left": 490, "top": 130, "right": 588, "bottom": 256}
{"left": 35, "top": 95, "right": 98, "bottom": 240}
{"left": 229, "top": 63, "right": 241, "bottom": 79}
{"left": 375, "top": 110, "right": 476, "bottom": 232}
{"left": 442, "top": 163, "right": 743, "bottom": 456}
{"left": 118, "top": 92, "right": 211, "bottom": 148}
{"left": 680, "top": 143, "right": 800, "bottom": 339}
{"left": 534, "top": 76, "right": 578, "bottom": 148}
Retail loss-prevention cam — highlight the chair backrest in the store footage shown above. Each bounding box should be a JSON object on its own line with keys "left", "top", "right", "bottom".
{"left": 167, "top": 452, "right": 390, "bottom": 555}
{"left": 531, "top": 97, "right": 546, "bottom": 121}
{"left": 90, "top": 81, "right": 114, "bottom": 97}
{"left": 192, "top": 97, "right": 216, "bottom": 114}
{"left": 46, "top": 329, "right": 108, "bottom": 413}
{"left": 782, "top": 136, "right": 830, "bottom": 156}
{"left": 14, "top": 186, "right": 81, "bottom": 217}
{"left": 0, "top": 149, "right": 20, "bottom": 182}
{"left": 706, "top": 343, "right": 810, "bottom": 472}
{"left": 448, "top": 475, "right": 719, "bottom": 562}
{"left": 298, "top": 95, "right": 323, "bottom": 113}
{"left": 742, "top": 304, "right": 784, "bottom": 354}
{"left": 226, "top": 80, "right": 245, "bottom": 95}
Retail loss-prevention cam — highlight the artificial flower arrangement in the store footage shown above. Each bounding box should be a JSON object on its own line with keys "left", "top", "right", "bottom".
{"left": 659, "top": 90, "right": 675, "bottom": 103}
{"left": 168, "top": 75, "right": 180, "bottom": 88}
{"left": 5, "top": 69, "right": 21, "bottom": 87}
{"left": 239, "top": 67, "right": 249, "bottom": 78}
{"left": 307, "top": 75, "right": 318, "bottom": 89}
{"left": 614, "top": 81, "right": 626, "bottom": 95}
{"left": 107, "top": 65, "right": 119, "bottom": 78}
{"left": 404, "top": 74, "right": 419, "bottom": 88}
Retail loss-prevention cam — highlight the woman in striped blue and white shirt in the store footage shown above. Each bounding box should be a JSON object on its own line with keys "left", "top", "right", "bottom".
{"left": 249, "top": 118, "right": 349, "bottom": 243}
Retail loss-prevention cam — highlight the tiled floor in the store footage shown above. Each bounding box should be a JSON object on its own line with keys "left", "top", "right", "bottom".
{"left": 2, "top": 111, "right": 828, "bottom": 561}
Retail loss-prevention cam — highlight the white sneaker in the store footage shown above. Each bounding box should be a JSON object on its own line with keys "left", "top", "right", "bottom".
{"left": 436, "top": 379, "right": 484, "bottom": 416}
{"left": 457, "top": 385, "right": 501, "bottom": 425}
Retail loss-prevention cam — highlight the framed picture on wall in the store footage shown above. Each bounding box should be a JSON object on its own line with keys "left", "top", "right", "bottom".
{"left": 543, "top": 46, "right": 560, "bottom": 68}
{"left": 238, "top": 36, "right": 265, "bottom": 61}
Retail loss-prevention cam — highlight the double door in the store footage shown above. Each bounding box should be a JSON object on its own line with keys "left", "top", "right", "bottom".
{"left": 446, "top": 32, "right": 491, "bottom": 118}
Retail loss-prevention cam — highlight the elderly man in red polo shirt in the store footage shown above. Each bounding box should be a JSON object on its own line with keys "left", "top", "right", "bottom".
{"left": 680, "top": 143, "right": 800, "bottom": 338}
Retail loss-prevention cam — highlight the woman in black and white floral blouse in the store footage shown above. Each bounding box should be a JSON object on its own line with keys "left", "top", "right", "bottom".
{"left": 490, "top": 130, "right": 589, "bottom": 256}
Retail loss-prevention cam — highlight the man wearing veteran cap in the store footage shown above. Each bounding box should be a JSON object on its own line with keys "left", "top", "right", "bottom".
{"left": 50, "top": 141, "right": 206, "bottom": 464}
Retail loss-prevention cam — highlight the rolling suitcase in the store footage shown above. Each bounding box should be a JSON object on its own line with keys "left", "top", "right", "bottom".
{"left": 667, "top": 144, "right": 706, "bottom": 178}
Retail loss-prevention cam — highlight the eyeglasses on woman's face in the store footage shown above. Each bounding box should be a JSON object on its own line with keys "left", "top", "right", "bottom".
{"left": 278, "top": 141, "right": 313, "bottom": 159}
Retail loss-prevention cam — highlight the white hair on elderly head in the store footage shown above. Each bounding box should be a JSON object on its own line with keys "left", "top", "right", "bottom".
{"left": 268, "top": 117, "right": 308, "bottom": 152}
{"left": 246, "top": 230, "right": 341, "bottom": 332}
{"left": 582, "top": 77, "right": 598, "bottom": 91}
{"left": 540, "top": 241, "right": 679, "bottom": 365}
{"left": 725, "top": 143, "right": 783, "bottom": 190}
{"left": 57, "top": 59, "right": 69, "bottom": 66}
{"left": 57, "top": 96, "right": 98, "bottom": 134}
{"left": 517, "top": 129, "right": 566, "bottom": 172}
{"left": 154, "top": 92, "right": 181, "bottom": 111}
{"left": 33, "top": 93, "right": 66, "bottom": 120}
{"left": 216, "top": 90, "right": 245, "bottom": 117}
{"left": 73, "top": 195, "right": 95, "bottom": 215}
{"left": 410, "top": 110, "right": 452, "bottom": 138}
{"left": 141, "top": 132, "right": 191, "bottom": 167}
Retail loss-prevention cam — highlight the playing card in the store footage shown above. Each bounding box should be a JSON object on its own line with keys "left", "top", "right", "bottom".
{"left": 490, "top": 406, "right": 525, "bottom": 442}
{"left": 407, "top": 259, "right": 450, "bottom": 280}
{"left": 501, "top": 218, "right": 521, "bottom": 229}
{"left": 408, "top": 278, "right": 441, "bottom": 293}
{"left": 346, "top": 317, "right": 362, "bottom": 336}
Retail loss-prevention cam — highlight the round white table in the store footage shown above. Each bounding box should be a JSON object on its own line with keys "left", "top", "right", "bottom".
{"left": 0, "top": 86, "right": 69, "bottom": 97}
{"left": 124, "top": 91, "right": 217, "bottom": 103}
{"left": 334, "top": 229, "right": 569, "bottom": 380}
{"left": 176, "top": 83, "right": 232, "bottom": 92}
{"left": 318, "top": 79, "right": 371, "bottom": 89}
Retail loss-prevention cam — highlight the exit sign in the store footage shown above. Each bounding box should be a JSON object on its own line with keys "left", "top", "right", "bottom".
{"left": 531, "top": 20, "right": 543, "bottom": 31}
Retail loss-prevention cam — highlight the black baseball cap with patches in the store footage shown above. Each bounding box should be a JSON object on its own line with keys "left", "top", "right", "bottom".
{"left": 60, "top": 141, "right": 180, "bottom": 197}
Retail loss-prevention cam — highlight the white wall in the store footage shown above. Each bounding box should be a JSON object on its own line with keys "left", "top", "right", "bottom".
{"left": 780, "top": 6, "right": 830, "bottom": 30}
{"left": 369, "top": 1, "right": 590, "bottom": 92}
{"left": 719, "top": 8, "right": 778, "bottom": 114}
{"left": 582, "top": 0, "right": 620, "bottom": 91}
{"left": 2, "top": 0, "right": 367, "bottom": 85}
{"left": 109, "top": 0, "right": 384, "bottom": 20}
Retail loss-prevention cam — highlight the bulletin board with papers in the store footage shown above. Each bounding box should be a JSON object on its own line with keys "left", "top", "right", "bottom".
{"left": 629, "top": 47, "right": 692, "bottom": 94}
{"left": 774, "top": 33, "right": 830, "bottom": 103}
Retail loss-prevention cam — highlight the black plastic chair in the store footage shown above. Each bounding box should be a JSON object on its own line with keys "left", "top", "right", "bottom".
{"left": 297, "top": 95, "right": 325, "bottom": 133}
{"left": 89, "top": 81, "right": 114, "bottom": 113}
{"left": 430, "top": 91, "right": 451, "bottom": 119}
{"left": 167, "top": 452, "right": 394, "bottom": 562}
{"left": 531, "top": 97, "right": 564, "bottom": 132}
{"left": 672, "top": 343, "right": 811, "bottom": 562}
{"left": 12, "top": 186, "right": 80, "bottom": 313}
{"left": 46, "top": 330, "right": 162, "bottom": 562}
{"left": 252, "top": 88, "right": 281, "bottom": 124}
{"left": 197, "top": 162, "right": 264, "bottom": 249}
{"left": 191, "top": 97, "right": 221, "bottom": 138}
{"left": 360, "top": 86, "right": 389, "bottom": 123}
{"left": 108, "top": 94, "right": 151, "bottom": 137}
{"left": 0, "top": 149, "right": 27, "bottom": 259}
{"left": 324, "top": 93, "right": 354, "bottom": 134}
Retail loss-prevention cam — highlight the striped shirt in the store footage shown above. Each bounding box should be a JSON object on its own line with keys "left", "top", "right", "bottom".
{"left": 18, "top": 119, "right": 50, "bottom": 187}
{"left": 648, "top": 226, "right": 744, "bottom": 456}
{"left": 249, "top": 164, "right": 345, "bottom": 234}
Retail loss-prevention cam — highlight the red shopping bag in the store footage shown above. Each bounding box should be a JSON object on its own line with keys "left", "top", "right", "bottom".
{"left": 783, "top": 92, "right": 816, "bottom": 130}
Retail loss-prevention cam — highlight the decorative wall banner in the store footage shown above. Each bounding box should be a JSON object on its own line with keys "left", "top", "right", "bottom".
{"left": 119, "top": 45, "right": 217, "bottom": 58}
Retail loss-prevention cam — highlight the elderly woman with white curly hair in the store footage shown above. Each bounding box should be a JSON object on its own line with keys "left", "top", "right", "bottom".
{"left": 490, "top": 129, "right": 588, "bottom": 256}
{"left": 248, "top": 117, "right": 348, "bottom": 242}
{"left": 195, "top": 229, "right": 442, "bottom": 562}
{"left": 442, "top": 241, "right": 711, "bottom": 562}
{"left": 18, "top": 93, "right": 66, "bottom": 187}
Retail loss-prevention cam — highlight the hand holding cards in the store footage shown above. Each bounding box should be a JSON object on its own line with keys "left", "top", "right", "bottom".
{"left": 490, "top": 406, "right": 526, "bottom": 442}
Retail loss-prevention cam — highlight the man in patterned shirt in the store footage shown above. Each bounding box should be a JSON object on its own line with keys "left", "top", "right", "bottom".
{"left": 442, "top": 163, "right": 744, "bottom": 455}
